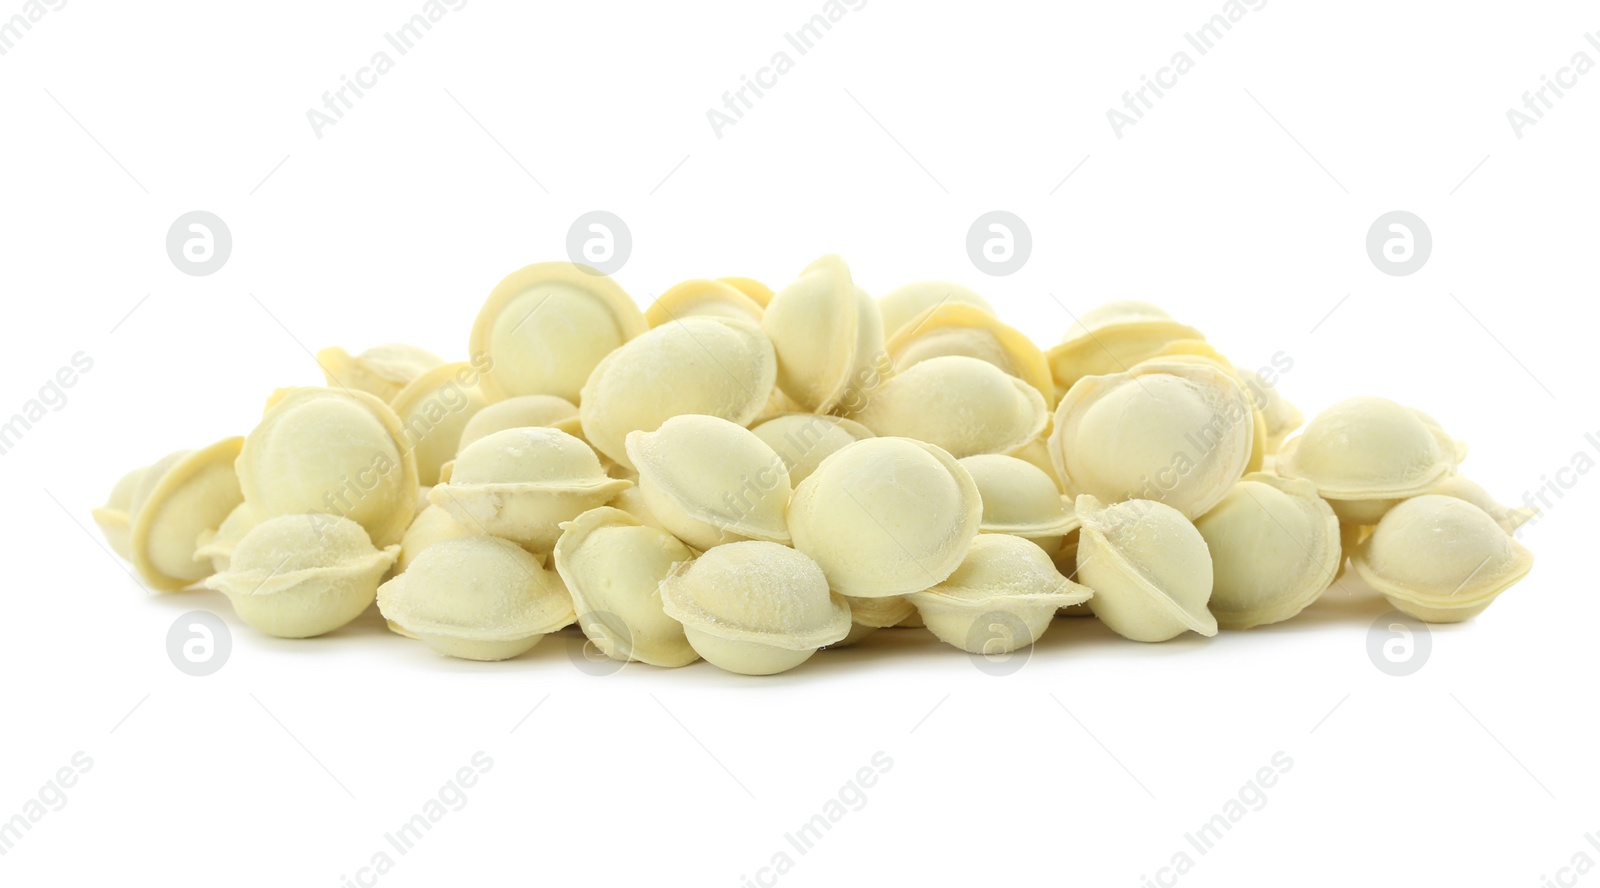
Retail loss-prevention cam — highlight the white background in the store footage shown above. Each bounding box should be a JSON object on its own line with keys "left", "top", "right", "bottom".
{"left": 2, "top": 1, "right": 1596, "bottom": 885}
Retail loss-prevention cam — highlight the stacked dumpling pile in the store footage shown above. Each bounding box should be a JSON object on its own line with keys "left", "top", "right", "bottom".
{"left": 92, "top": 256, "right": 1535, "bottom": 674}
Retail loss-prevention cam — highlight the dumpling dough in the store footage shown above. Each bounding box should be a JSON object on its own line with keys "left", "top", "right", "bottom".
{"left": 377, "top": 535, "right": 575, "bottom": 660}
{"left": 908, "top": 534, "right": 1092, "bottom": 654}
{"left": 316, "top": 343, "right": 444, "bottom": 403}
{"left": 1076, "top": 495, "right": 1217, "bottom": 642}
{"left": 579, "top": 315, "right": 776, "bottom": 471}
{"left": 127, "top": 438, "right": 245, "bottom": 591}
{"left": 1193, "top": 474, "right": 1339, "bottom": 629}
{"left": 236, "top": 387, "right": 419, "bottom": 548}
{"left": 429, "top": 427, "right": 629, "bottom": 555}
{"left": 626, "top": 414, "right": 792, "bottom": 550}
{"left": 1352, "top": 495, "right": 1533, "bottom": 623}
{"left": 787, "top": 437, "right": 981, "bottom": 598}
{"left": 1276, "top": 396, "right": 1466, "bottom": 525}
{"left": 1049, "top": 359, "right": 1254, "bottom": 519}
{"left": 848, "top": 355, "right": 1048, "bottom": 459}
{"left": 552, "top": 507, "right": 699, "bottom": 667}
{"left": 659, "top": 541, "right": 850, "bottom": 675}
{"left": 761, "top": 255, "right": 889, "bottom": 414}
{"left": 469, "top": 261, "right": 647, "bottom": 404}
{"left": 205, "top": 514, "right": 398, "bottom": 638}
{"left": 876, "top": 281, "right": 994, "bottom": 337}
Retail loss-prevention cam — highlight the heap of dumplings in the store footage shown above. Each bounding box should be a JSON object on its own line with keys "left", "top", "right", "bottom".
{"left": 91, "top": 256, "right": 1536, "bottom": 675}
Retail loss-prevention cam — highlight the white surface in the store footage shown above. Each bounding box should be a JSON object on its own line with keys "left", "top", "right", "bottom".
{"left": 2, "top": 1, "right": 1595, "bottom": 885}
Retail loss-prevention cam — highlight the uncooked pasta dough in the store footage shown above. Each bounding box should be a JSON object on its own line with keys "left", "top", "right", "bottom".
{"left": 579, "top": 315, "right": 776, "bottom": 471}
{"left": 787, "top": 437, "right": 982, "bottom": 598}
{"left": 658, "top": 541, "right": 850, "bottom": 675}
{"left": 205, "top": 514, "right": 397, "bottom": 638}
{"left": 89, "top": 259, "right": 1536, "bottom": 671}
{"left": 1049, "top": 359, "right": 1254, "bottom": 519}
{"left": 1352, "top": 495, "right": 1533, "bottom": 623}
{"left": 377, "top": 535, "right": 575, "bottom": 660}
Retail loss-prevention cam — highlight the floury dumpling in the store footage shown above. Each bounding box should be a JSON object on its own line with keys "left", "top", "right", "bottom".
{"left": 206, "top": 514, "right": 397, "bottom": 638}
{"left": 378, "top": 535, "right": 575, "bottom": 660}
{"left": 429, "top": 427, "right": 629, "bottom": 555}
{"left": 787, "top": 437, "right": 982, "bottom": 598}
{"left": 237, "top": 387, "right": 418, "bottom": 548}
{"left": 1194, "top": 474, "right": 1340, "bottom": 630}
{"left": 1276, "top": 396, "right": 1466, "bottom": 525}
{"left": 579, "top": 316, "right": 776, "bottom": 471}
{"left": 469, "top": 262, "right": 647, "bottom": 404}
{"left": 626, "top": 414, "right": 792, "bottom": 550}
{"left": 1049, "top": 360, "right": 1254, "bottom": 519}
{"left": 659, "top": 542, "right": 850, "bottom": 675}
{"left": 1076, "top": 495, "right": 1217, "bottom": 642}
{"left": 1352, "top": 496, "right": 1533, "bottom": 623}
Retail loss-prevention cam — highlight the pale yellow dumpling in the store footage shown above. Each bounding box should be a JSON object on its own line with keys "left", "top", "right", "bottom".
{"left": 787, "top": 437, "right": 982, "bottom": 598}
{"left": 1420, "top": 474, "right": 1534, "bottom": 534}
{"left": 719, "top": 276, "right": 775, "bottom": 307}
{"left": 1194, "top": 474, "right": 1340, "bottom": 630}
{"left": 579, "top": 315, "right": 776, "bottom": 471}
{"left": 750, "top": 413, "right": 875, "bottom": 486}
{"left": 378, "top": 535, "right": 575, "bottom": 660}
{"left": 959, "top": 454, "right": 1079, "bottom": 553}
{"left": 1049, "top": 360, "right": 1254, "bottom": 519}
{"left": 552, "top": 507, "right": 699, "bottom": 667}
{"left": 886, "top": 303, "right": 1053, "bottom": 404}
{"left": 92, "top": 464, "right": 150, "bottom": 560}
{"left": 237, "top": 387, "right": 419, "bottom": 548}
{"left": 1235, "top": 365, "right": 1303, "bottom": 454}
{"left": 121, "top": 438, "right": 244, "bottom": 591}
{"left": 457, "top": 395, "right": 582, "bottom": 452}
{"left": 1076, "top": 495, "right": 1217, "bottom": 642}
{"left": 1352, "top": 495, "right": 1533, "bottom": 623}
{"left": 833, "top": 595, "right": 917, "bottom": 647}
{"left": 1046, "top": 301, "right": 1203, "bottom": 396}
{"left": 194, "top": 501, "right": 257, "bottom": 574}
{"left": 876, "top": 281, "right": 994, "bottom": 337}
{"left": 205, "top": 514, "right": 398, "bottom": 638}
{"left": 397, "top": 504, "right": 471, "bottom": 573}
{"left": 908, "top": 534, "right": 1093, "bottom": 654}
{"left": 1276, "top": 396, "right": 1466, "bottom": 525}
{"left": 848, "top": 355, "right": 1048, "bottom": 459}
{"left": 389, "top": 362, "right": 488, "bottom": 487}
{"left": 645, "top": 278, "right": 765, "bottom": 327}
{"left": 626, "top": 414, "right": 792, "bottom": 550}
{"left": 470, "top": 262, "right": 647, "bottom": 404}
{"left": 608, "top": 485, "right": 670, "bottom": 532}
{"left": 1005, "top": 435, "right": 1064, "bottom": 491}
{"left": 429, "top": 427, "right": 629, "bottom": 555}
{"left": 1139, "top": 342, "right": 1269, "bottom": 474}
{"left": 659, "top": 541, "right": 851, "bottom": 675}
{"left": 316, "top": 343, "right": 444, "bottom": 403}
{"left": 762, "top": 255, "right": 890, "bottom": 414}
